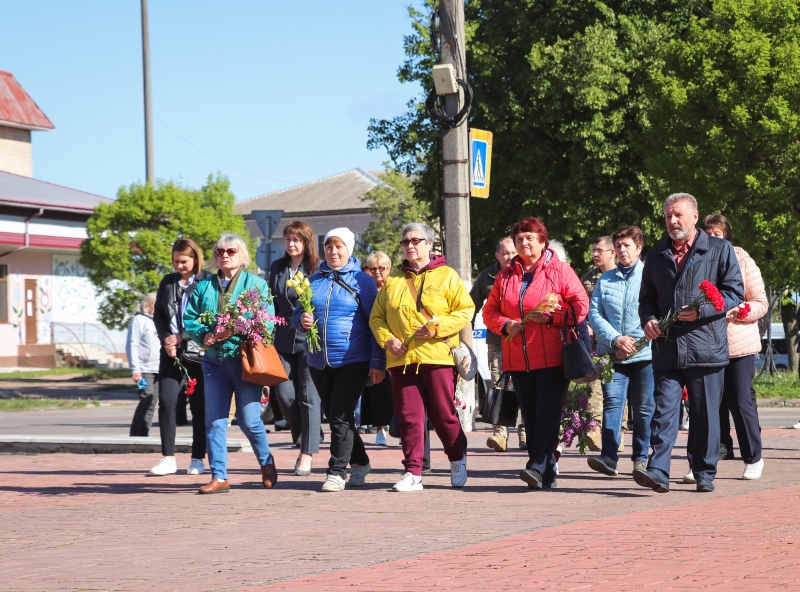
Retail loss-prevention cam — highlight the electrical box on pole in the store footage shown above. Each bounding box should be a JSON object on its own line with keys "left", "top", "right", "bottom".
{"left": 253, "top": 209, "right": 283, "bottom": 272}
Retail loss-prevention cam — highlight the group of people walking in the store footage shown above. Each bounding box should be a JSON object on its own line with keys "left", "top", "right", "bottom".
{"left": 126, "top": 190, "right": 765, "bottom": 495}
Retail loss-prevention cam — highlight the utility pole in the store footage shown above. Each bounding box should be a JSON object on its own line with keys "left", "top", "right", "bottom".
{"left": 141, "top": 0, "right": 155, "bottom": 186}
{"left": 439, "top": 0, "right": 475, "bottom": 430}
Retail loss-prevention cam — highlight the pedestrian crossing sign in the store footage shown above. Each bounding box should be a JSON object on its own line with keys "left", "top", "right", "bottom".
{"left": 470, "top": 129, "right": 492, "bottom": 198}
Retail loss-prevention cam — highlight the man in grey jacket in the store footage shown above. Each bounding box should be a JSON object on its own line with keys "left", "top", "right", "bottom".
{"left": 128, "top": 293, "right": 161, "bottom": 437}
{"left": 634, "top": 193, "right": 744, "bottom": 493}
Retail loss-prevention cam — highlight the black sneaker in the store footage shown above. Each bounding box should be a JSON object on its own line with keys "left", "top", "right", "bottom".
{"left": 520, "top": 468, "right": 543, "bottom": 490}
{"left": 542, "top": 478, "right": 557, "bottom": 489}
{"left": 719, "top": 444, "right": 734, "bottom": 461}
{"left": 587, "top": 456, "right": 619, "bottom": 476}
{"left": 632, "top": 467, "right": 670, "bottom": 493}
{"left": 696, "top": 478, "right": 715, "bottom": 492}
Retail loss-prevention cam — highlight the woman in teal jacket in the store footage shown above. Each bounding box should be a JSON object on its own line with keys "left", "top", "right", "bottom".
{"left": 184, "top": 234, "right": 277, "bottom": 494}
{"left": 586, "top": 225, "right": 654, "bottom": 478}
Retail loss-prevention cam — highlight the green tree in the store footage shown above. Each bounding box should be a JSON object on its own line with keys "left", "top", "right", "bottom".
{"left": 80, "top": 174, "right": 252, "bottom": 330}
{"left": 356, "top": 165, "right": 435, "bottom": 266}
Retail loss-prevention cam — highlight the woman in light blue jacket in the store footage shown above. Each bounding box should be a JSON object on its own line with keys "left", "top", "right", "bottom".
{"left": 587, "top": 225, "right": 654, "bottom": 477}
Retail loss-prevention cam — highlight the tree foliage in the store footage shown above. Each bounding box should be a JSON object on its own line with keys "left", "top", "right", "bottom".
{"left": 356, "top": 165, "right": 435, "bottom": 266}
{"left": 369, "top": 1, "right": 800, "bottom": 286}
{"left": 80, "top": 175, "right": 251, "bottom": 330}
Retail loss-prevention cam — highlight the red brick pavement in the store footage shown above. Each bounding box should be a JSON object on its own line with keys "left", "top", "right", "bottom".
{"left": 1, "top": 428, "right": 799, "bottom": 591}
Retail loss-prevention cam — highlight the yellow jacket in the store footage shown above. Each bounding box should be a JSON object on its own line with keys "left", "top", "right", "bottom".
{"left": 369, "top": 256, "right": 475, "bottom": 370}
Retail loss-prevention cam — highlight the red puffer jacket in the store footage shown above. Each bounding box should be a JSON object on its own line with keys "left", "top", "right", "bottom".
{"left": 483, "top": 250, "right": 589, "bottom": 372}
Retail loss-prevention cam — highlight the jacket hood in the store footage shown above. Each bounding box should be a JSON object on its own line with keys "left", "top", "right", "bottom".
{"left": 401, "top": 253, "right": 447, "bottom": 275}
{"left": 319, "top": 256, "right": 359, "bottom": 275}
{"left": 508, "top": 248, "right": 557, "bottom": 276}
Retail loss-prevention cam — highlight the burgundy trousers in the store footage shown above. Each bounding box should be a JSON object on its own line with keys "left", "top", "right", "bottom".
{"left": 390, "top": 364, "right": 466, "bottom": 476}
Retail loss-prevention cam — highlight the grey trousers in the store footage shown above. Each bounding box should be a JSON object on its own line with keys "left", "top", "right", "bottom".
{"left": 273, "top": 350, "right": 322, "bottom": 454}
{"left": 130, "top": 372, "right": 159, "bottom": 437}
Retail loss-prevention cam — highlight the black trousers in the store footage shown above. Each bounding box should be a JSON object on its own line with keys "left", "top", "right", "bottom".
{"left": 310, "top": 361, "right": 371, "bottom": 479}
{"left": 510, "top": 366, "right": 569, "bottom": 480}
{"left": 719, "top": 354, "right": 762, "bottom": 463}
{"left": 158, "top": 348, "right": 206, "bottom": 459}
{"left": 130, "top": 372, "right": 158, "bottom": 436}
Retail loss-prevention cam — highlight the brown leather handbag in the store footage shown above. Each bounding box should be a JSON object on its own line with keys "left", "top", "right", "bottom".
{"left": 241, "top": 340, "right": 289, "bottom": 386}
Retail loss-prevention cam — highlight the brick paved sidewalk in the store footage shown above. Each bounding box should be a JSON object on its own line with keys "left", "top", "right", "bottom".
{"left": 1, "top": 428, "right": 799, "bottom": 591}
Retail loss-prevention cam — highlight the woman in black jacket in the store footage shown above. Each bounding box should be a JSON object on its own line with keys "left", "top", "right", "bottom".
{"left": 151, "top": 238, "right": 212, "bottom": 476}
{"left": 268, "top": 221, "right": 322, "bottom": 476}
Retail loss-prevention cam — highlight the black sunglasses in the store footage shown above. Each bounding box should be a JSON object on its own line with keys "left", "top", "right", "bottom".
{"left": 215, "top": 248, "right": 238, "bottom": 257}
{"left": 400, "top": 238, "right": 426, "bottom": 247}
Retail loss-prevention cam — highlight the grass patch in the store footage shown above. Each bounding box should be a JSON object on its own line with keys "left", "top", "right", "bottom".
{"left": 754, "top": 370, "right": 800, "bottom": 400}
{"left": 0, "top": 367, "right": 129, "bottom": 380}
{"left": 0, "top": 398, "right": 100, "bottom": 411}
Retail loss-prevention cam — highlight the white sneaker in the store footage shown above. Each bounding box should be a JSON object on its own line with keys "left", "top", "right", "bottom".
{"left": 320, "top": 474, "right": 346, "bottom": 492}
{"left": 793, "top": 421, "right": 800, "bottom": 430}
{"left": 743, "top": 459, "right": 764, "bottom": 480}
{"left": 683, "top": 470, "right": 696, "bottom": 484}
{"left": 375, "top": 429, "right": 388, "bottom": 446}
{"left": 450, "top": 456, "right": 467, "bottom": 488}
{"left": 150, "top": 457, "right": 177, "bottom": 476}
{"left": 348, "top": 463, "right": 371, "bottom": 487}
{"left": 186, "top": 459, "right": 205, "bottom": 475}
{"left": 392, "top": 472, "right": 423, "bottom": 492}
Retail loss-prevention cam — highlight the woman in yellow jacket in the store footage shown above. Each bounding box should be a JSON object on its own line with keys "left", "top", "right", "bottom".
{"left": 370, "top": 222, "right": 475, "bottom": 492}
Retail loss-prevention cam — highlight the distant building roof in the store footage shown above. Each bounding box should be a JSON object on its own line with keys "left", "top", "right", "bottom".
{"left": 236, "top": 168, "right": 382, "bottom": 217}
{"left": 0, "top": 71, "right": 54, "bottom": 131}
{"left": 0, "top": 170, "right": 111, "bottom": 214}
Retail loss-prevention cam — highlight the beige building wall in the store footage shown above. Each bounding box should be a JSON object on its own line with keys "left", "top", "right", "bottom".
{"left": 0, "top": 126, "right": 33, "bottom": 177}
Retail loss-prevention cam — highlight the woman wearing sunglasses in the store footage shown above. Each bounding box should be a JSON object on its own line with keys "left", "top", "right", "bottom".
{"left": 292, "top": 228, "right": 386, "bottom": 493}
{"left": 183, "top": 234, "right": 278, "bottom": 494}
{"left": 369, "top": 223, "right": 475, "bottom": 492}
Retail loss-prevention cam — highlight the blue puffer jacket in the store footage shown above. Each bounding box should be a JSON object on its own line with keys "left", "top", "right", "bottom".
{"left": 588, "top": 260, "right": 651, "bottom": 364}
{"left": 291, "top": 256, "right": 385, "bottom": 371}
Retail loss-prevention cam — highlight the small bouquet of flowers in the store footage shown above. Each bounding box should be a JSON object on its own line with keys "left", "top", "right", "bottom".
{"left": 173, "top": 357, "right": 197, "bottom": 395}
{"left": 560, "top": 388, "right": 598, "bottom": 455}
{"left": 505, "top": 292, "right": 561, "bottom": 341}
{"left": 404, "top": 317, "right": 439, "bottom": 347}
{"left": 200, "top": 288, "right": 285, "bottom": 345}
{"left": 286, "top": 271, "right": 320, "bottom": 354}
{"left": 734, "top": 302, "right": 751, "bottom": 321}
{"left": 591, "top": 280, "right": 727, "bottom": 382}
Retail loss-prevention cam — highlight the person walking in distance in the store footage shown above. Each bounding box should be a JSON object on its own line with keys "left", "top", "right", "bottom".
{"left": 151, "top": 239, "right": 212, "bottom": 476}
{"left": 269, "top": 221, "right": 323, "bottom": 476}
{"left": 128, "top": 294, "right": 161, "bottom": 438}
{"left": 701, "top": 214, "right": 768, "bottom": 481}
{"left": 635, "top": 193, "right": 744, "bottom": 494}
{"left": 581, "top": 237, "right": 617, "bottom": 452}
{"left": 370, "top": 222, "right": 474, "bottom": 492}
{"left": 470, "top": 237, "right": 524, "bottom": 452}
{"left": 586, "top": 226, "right": 654, "bottom": 478}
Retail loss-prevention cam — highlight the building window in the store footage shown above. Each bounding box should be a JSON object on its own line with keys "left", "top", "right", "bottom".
{"left": 0, "top": 264, "right": 7, "bottom": 322}
{"left": 318, "top": 235, "right": 325, "bottom": 256}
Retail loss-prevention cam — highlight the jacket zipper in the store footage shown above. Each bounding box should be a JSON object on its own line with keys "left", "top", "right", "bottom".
{"left": 519, "top": 266, "right": 531, "bottom": 372}
{"left": 322, "top": 277, "right": 334, "bottom": 367}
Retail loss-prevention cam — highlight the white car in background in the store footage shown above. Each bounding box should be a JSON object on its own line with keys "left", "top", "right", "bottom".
{"left": 755, "top": 323, "right": 789, "bottom": 371}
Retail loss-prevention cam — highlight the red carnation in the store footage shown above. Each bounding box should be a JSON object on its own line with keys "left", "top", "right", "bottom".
{"left": 682, "top": 387, "right": 689, "bottom": 401}
{"left": 185, "top": 378, "right": 197, "bottom": 396}
{"left": 736, "top": 303, "right": 751, "bottom": 320}
{"left": 699, "top": 280, "right": 725, "bottom": 313}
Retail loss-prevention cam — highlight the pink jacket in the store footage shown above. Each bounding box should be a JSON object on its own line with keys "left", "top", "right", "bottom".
{"left": 727, "top": 246, "right": 768, "bottom": 358}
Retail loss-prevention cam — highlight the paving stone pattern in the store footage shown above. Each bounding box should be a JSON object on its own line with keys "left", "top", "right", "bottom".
{"left": 1, "top": 429, "right": 799, "bottom": 591}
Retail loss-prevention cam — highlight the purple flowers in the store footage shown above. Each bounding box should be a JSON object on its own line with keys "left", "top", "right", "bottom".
{"left": 207, "top": 289, "right": 285, "bottom": 346}
{"left": 559, "top": 387, "right": 600, "bottom": 455}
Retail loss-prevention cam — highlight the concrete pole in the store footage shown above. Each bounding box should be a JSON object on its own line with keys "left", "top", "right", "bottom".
{"left": 439, "top": 0, "right": 475, "bottom": 431}
{"left": 141, "top": 0, "right": 155, "bottom": 186}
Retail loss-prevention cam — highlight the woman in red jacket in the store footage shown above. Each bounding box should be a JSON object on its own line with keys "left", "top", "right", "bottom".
{"left": 483, "top": 217, "right": 589, "bottom": 490}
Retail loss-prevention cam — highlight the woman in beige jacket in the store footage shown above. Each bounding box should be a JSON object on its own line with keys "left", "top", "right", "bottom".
{"left": 703, "top": 215, "right": 768, "bottom": 480}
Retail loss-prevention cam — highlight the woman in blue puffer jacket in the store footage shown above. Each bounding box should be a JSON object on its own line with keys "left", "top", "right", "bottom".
{"left": 292, "top": 227, "right": 386, "bottom": 493}
{"left": 586, "top": 225, "right": 655, "bottom": 479}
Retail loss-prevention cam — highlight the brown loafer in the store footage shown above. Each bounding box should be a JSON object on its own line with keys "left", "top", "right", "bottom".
{"left": 198, "top": 478, "right": 230, "bottom": 494}
{"left": 260, "top": 463, "right": 278, "bottom": 488}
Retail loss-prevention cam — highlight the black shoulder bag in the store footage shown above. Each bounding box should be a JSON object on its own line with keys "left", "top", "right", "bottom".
{"left": 561, "top": 303, "right": 598, "bottom": 384}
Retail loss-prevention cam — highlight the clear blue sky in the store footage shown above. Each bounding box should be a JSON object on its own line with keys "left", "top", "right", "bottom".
{"left": 1, "top": 1, "right": 421, "bottom": 200}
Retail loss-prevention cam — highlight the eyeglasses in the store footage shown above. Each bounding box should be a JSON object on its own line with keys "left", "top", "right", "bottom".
{"left": 400, "top": 238, "right": 426, "bottom": 247}
{"left": 215, "top": 248, "right": 238, "bottom": 257}
{"left": 369, "top": 266, "right": 389, "bottom": 273}
{"left": 591, "top": 248, "right": 614, "bottom": 254}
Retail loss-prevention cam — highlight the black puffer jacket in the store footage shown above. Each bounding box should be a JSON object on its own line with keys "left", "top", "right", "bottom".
{"left": 153, "top": 270, "right": 212, "bottom": 358}
{"left": 639, "top": 230, "right": 744, "bottom": 370}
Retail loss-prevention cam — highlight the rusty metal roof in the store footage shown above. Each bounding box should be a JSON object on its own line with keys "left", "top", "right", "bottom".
{"left": 0, "top": 70, "right": 54, "bottom": 131}
{"left": 236, "top": 169, "right": 382, "bottom": 216}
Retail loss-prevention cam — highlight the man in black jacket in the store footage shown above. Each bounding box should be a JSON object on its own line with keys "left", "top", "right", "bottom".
{"left": 634, "top": 193, "right": 744, "bottom": 493}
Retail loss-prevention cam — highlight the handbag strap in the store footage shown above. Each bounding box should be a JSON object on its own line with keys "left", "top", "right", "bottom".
{"left": 405, "top": 272, "right": 456, "bottom": 351}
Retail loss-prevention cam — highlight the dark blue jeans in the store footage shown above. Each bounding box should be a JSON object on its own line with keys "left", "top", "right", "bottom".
{"left": 601, "top": 360, "right": 654, "bottom": 465}
{"left": 649, "top": 366, "right": 724, "bottom": 481}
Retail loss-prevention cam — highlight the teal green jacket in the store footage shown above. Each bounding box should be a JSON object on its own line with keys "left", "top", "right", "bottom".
{"left": 183, "top": 270, "right": 275, "bottom": 360}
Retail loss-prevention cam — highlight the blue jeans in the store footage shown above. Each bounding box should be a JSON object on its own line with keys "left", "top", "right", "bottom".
{"left": 203, "top": 355, "right": 273, "bottom": 480}
{"left": 601, "top": 360, "right": 654, "bottom": 465}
